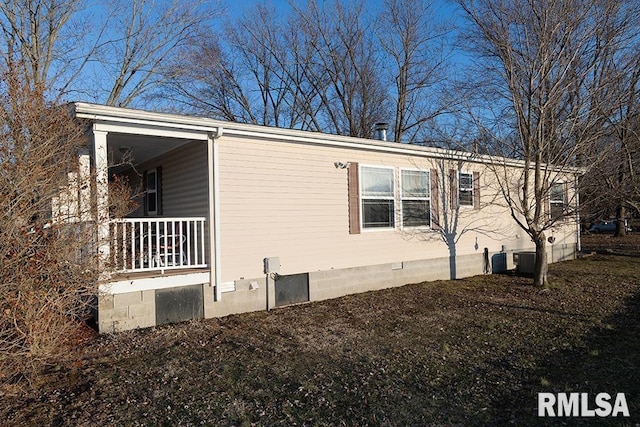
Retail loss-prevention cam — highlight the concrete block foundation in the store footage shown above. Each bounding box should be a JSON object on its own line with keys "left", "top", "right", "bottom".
{"left": 98, "top": 244, "right": 576, "bottom": 332}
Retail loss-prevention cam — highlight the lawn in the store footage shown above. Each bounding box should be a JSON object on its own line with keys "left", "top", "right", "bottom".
{"left": 2, "top": 236, "right": 639, "bottom": 425}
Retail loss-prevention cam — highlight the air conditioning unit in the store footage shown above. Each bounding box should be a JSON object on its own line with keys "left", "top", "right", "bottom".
{"left": 513, "top": 251, "right": 536, "bottom": 275}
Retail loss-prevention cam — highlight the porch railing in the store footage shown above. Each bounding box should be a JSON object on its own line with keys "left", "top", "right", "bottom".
{"left": 109, "top": 217, "right": 208, "bottom": 273}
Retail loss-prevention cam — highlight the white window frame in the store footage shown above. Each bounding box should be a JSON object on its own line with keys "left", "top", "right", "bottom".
{"left": 146, "top": 168, "right": 159, "bottom": 216}
{"left": 400, "top": 168, "right": 431, "bottom": 229}
{"left": 458, "top": 171, "right": 474, "bottom": 207}
{"left": 549, "top": 182, "right": 565, "bottom": 219}
{"left": 360, "top": 165, "right": 395, "bottom": 230}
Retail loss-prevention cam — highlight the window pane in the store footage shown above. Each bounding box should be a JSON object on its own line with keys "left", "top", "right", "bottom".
{"left": 460, "top": 189, "right": 473, "bottom": 206}
{"left": 363, "top": 199, "right": 394, "bottom": 228}
{"left": 459, "top": 172, "right": 473, "bottom": 206}
{"left": 459, "top": 173, "right": 473, "bottom": 189}
{"left": 402, "top": 170, "right": 429, "bottom": 198}
{"left": 550, "top": 183, "right": 564, "bottom": 201}
{"left": 146, "top": 171, "right": 157, "bottom": 191}
{"left": 402, "top": 200, "right": 430, "bottom": 227}
{"left": 550, "top": 203, "right": 563, "bottom": 219}
{"left": 147, "top": 193, "right": 157, "bottom": 213}
{"left": 361, "top": 167, "right": 394, "bottom": 197}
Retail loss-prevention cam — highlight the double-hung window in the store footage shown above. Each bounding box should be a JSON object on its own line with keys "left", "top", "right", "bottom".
{"left": 549, "top": 183, "right": 565, "bottom": 219}
{"left": 401, "top": 169, "right": 430, "bottom": 227}
{"left": 360, "top": 166, "right": 395, "bottom": 229}
{"left": 459, "top": 172, "right": 474, "bottom": 207}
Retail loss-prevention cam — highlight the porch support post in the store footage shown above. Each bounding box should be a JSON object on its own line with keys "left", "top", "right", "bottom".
{"left": 208, "top": 129, "right": 223, "bottom": 301}
{"left": 93, "top": 129, "right": 110, "bottom": 267}
{"left": 78, "top": 149, "right": 92, "bottom": 222}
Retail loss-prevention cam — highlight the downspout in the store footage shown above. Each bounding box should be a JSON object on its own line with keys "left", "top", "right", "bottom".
{"left": 208, "top": 128, "right": 223, "bottom": 301}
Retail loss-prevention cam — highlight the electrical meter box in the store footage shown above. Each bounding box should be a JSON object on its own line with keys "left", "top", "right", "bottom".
{"left": 263, "top": 257, "right": 280, "bottom": 274}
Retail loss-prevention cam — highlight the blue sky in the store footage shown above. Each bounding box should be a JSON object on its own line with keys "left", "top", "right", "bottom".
{"left": 221, "top": 0, "right": 465, "bottom": 24}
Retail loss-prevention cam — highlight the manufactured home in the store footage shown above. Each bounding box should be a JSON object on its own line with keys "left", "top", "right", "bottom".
{"left": 66, "top": 103, "right": 580, "bottom": 332}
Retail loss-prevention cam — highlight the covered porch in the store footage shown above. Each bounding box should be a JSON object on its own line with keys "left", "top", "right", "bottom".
{"left": 73, "top": 103, "right": 225, "bottom": 302}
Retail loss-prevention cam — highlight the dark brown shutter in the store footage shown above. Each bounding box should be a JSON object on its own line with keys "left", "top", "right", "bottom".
{"left": 449, "top": 169, "right": 458, "bottom": 211}
{"left": 473, "top": 171, "right": 480, "bottom": 210}
{"left": 348, "top": 162, "right": 360, "bottom": 234}
{"left": 430, "top": 168, "right": 439, "bottom": 229}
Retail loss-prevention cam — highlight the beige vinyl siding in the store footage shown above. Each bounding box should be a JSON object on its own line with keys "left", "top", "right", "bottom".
{"left": 125, "top": 140, "right": 208, "bottom": 218}
{"left": 160, "top": 141, "right": 208, "bottom": 217}
{"left": 215, "top": 136, "right": 523, "bottom": 283}
{"left": 121, "top": 131, "right": 577, "bottom": 285}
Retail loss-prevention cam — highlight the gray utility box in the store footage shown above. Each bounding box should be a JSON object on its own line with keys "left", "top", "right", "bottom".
{"left": 513, "top": 251, "right": 536, "bottom": 275}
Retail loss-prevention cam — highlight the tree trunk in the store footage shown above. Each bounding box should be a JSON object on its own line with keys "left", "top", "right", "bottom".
{"left": 533, "top": 233, "right": 549, "bottom": 288}
{"left": 615, "top": 205, "right": 627, "bottom": 237}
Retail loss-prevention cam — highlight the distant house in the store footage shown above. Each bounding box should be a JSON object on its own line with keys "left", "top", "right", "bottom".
{"left": 66, "top": 103, "right": 580, "bottom": 332}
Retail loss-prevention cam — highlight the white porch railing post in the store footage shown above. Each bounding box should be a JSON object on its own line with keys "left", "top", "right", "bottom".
{"left": 78, "top": 149, "right": 92, "bottom": 222}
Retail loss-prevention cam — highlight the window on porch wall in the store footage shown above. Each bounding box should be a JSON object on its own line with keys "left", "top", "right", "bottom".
{"left": 144, "top": 167, "right": 162, "bottom": 216}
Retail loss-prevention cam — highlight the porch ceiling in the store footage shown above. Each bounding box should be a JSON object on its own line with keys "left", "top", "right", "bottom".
{"left": 107, "top": 132, "right": 195, "bottom": 172}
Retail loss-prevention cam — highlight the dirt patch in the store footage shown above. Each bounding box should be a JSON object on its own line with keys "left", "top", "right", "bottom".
{"left": 1, "top": 238, "right": 639, "bottom": 425}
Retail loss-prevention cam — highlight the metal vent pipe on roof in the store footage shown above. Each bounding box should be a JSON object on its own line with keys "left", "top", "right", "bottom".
{"left": 374, "top": 122, "right": 388, "bottom": 141}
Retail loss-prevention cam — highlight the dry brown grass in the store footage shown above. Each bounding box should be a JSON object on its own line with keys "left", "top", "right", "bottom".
{"left": 1, "top": 237, "right": 639, "bottom": 425}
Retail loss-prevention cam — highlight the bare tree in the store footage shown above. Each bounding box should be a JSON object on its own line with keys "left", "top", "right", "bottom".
{"left": 167, "top": 0, "right": 389, "bottom": 136}
{"left": 162, "top": 4, "right": 314, "bottom": 128}
{"left": 0, "top": 0, "right": 100, "bottom": 102}
{"left": 457, "top": 0, "right": 634, "bottom": 287}
{"left": 0, "top": 71, "right": 97, "bottom": 384}
{"left": 0, "top": 0, "right": 218, "bottom": 107}
{"left": 100, "top": 0, "right": 218, "bottom": 108}
{"left": 291, "top": 0, "right": 389, "bottom": 137}
{"left": 376, "top": 0, "right": 452, "bottom": 142}
{"left": 219, "top": 4, "right": 300, "bottom": 127}
{"left": 585, "top": 46, "right": 640, "bottom": 236}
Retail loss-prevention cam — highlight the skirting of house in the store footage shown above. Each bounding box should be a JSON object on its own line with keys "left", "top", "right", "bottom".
{"left": 97, "top": 244, "right": 577, "bottom": 333}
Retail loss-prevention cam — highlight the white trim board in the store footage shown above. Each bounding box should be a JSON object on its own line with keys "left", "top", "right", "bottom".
{"left": 99, "top": 271, "right": 211, "bottom": 294}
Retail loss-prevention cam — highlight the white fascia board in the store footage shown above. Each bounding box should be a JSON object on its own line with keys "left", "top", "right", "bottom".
{"left": 91, "top": 121, "right": 209, "bottom": 141}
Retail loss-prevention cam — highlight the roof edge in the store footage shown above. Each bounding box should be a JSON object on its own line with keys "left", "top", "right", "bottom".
{"left": 71, "top": 102, "right": 584, "bottom": 174}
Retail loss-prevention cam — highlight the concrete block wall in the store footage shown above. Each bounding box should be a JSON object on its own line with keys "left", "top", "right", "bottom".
{"left": 309, "top": 252, "right": 488, "bottom": 302}
{"left": 550, "top": 243, "right": 576, "bottom": 263}
{"left": 204, "top": 277, "right": 267, "bottom": 318}
{"left": 98, "top": 290, "right": 156, "bottom": 333}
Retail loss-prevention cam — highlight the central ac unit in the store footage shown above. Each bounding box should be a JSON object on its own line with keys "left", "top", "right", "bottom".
{"left": 513, "top": 251, "right": 536, "bottom": 275}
